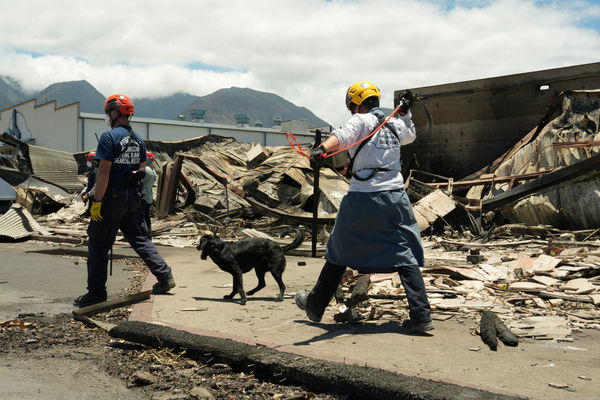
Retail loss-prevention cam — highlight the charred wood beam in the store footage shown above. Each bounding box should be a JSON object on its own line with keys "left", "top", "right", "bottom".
{"left": 243, "top": 195, "right": 335, "bottom": 225}
{"left": 72, "top": 290, "right": 151, "bottom": 317}
{"left": 177, "top": 169, "right": 196, "bottom": 208}
{"left": 482, "top": 153, "right": 600, "bottom": 212}
{"left": 345, "top": 275, "right": 370, "bottom": 308}
{"left": 553, "top": 141, "right": 600, "bottom": 149}
{"left": 156, "top": 154, "right": 184, "bottom": 217}
{"left": 424, "top": 170, "right": 552, "bottom": 189}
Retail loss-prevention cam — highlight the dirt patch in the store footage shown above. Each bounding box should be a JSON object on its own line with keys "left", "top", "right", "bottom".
{"left": 0, "top": 260, "right": 345, "bottom": 400}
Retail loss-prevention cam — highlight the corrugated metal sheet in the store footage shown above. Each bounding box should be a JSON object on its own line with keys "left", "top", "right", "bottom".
{"left": 0, "top": 177, "right": 16, "bottom": 201}
{"left": 500, "top": 174, "right": 600, "bottom": 229}
{"left": 17, "top": 176, "right": 71, "bottom": 204}
{"left": 27, "top": 144, "right": 82, "bottom": 193}
{"left": 481, "top": 91, "right": 600, "bottom": 229}
{"left": 0, "top": 204, "right": 49, "bottom": 239}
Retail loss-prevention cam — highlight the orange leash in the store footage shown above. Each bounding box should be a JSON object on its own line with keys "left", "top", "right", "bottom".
{"left": 286, "top": 104, "right": 402, "bottom": 159}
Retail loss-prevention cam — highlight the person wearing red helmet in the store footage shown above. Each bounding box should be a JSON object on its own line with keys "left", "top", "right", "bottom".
{"left": 80, "top": 151, "right": 98, "bottom": 203}
{"left": 295, "top": 81, "right": 432, "bottom": 333}
{"left": 74, "top": 94, "right": 175, "bottom": 308}
{"left": 141, "top": 150, "right": 157, "bottom": 239}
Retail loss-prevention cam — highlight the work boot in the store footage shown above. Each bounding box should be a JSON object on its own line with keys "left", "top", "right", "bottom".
{"left": 73, "top": 292, "right": 107, "bottom": 308}
{"left": 295, "top": 289, "right": 321, "bottom": 322}
{"left": 402, "top": 319, "right": 434, "bottom": 333}
{"left": 152, "top": 276, "right": 176, "bottom": 294}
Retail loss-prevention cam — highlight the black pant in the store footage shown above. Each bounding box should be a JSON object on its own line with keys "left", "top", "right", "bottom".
{"left": 307, "top": 261, "right": 431, "bottom": 322}
{"left": 86, "top": 187, "right": 171, "bottom": 295}
{"left": 142, "top": 201, "right": 152, "bottom": 239}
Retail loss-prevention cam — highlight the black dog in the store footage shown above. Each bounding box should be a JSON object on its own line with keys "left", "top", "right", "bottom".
{"left": 197, "top": 227, "right": 303, "bottom": 305}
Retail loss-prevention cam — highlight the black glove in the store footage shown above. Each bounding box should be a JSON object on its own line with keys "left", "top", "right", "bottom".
{"left": 128, "top": 167, "right": 146, "bottom": 183}
{"left": 310, "top": 144, "right": 327, "bottom": 168}
{"left": 399, "top": 90, "right": 414, "bottom": 114}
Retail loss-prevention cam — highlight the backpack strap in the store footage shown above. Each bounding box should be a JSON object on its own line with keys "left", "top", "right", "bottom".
{"left": 346, "top": 120, "right": 401, "bottom": 181}
{"left": 113, "top": 126, "right": 143, "bottom": 162}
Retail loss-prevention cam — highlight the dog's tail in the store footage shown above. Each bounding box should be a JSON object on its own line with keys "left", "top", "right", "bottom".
{"left": 281, "top": 226, "right": 304, "bottom": 253}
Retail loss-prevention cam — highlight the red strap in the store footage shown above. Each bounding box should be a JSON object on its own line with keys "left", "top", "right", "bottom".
{"left": 286, "top": 105, "right": 402, "bottom": 159}
{"left": 286, "top": 132, "right": 310, "bottom": 158}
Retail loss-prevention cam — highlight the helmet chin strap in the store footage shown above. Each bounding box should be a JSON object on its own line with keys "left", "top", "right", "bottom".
{"left": 106, "top": 110, "right": 129, "bottom": 128}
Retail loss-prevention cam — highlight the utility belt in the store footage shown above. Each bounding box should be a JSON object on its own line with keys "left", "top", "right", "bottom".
{"left": 350, "top": 167, "right": 392, "bottom": 181}
{"left": 108, "top": 180, "right": 139, "bottom": 189}
{"left": 108, "top": 167, "right": 146, "bottom": 190}
{"left": 107, "top": 180, "right": 143, "bottom": 199}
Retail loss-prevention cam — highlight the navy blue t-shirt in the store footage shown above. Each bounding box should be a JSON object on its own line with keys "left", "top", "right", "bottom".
{"left": 95, "top": 125, "right": 147, "bottom": 184}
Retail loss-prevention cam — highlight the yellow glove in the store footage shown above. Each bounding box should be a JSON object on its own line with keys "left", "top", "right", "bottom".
{"left": 90, "top": 201, "right": 103, "bottom": 222}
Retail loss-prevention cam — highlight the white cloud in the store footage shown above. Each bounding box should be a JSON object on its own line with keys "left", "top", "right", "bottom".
{"left": 1, "top": 0, "right": 599, "bottom": 127}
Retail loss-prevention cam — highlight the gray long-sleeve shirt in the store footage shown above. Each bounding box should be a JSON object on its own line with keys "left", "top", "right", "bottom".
{"left": 332, "top": 110, "right": 416, "bottom": 192}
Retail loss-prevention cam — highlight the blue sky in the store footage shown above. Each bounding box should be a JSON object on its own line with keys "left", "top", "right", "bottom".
{"left": 1, "top": 0, "right": 600, "bottom": 127}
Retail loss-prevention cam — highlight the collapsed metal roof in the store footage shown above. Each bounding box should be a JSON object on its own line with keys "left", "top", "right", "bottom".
{"left": 410, "top": 90, "right": 600, "bottom": 231}
{"left": 0, "top": 132, "right": 81, "bottom": 193}
{"left": 145, "top": 135, "right": 348, "bottom": 224}
{"left": 0, "top": 176, "right": 16, "bottom": 201}
{"left": 0, "top": 204, "right": 49, "bottom": 239}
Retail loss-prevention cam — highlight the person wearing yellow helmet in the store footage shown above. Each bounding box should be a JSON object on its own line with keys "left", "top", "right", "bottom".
{"left": 296, "top": 81, "right": 433, "bottom": 333}
{"left": 344, "top": 80, "right": 382, "bottom": 111}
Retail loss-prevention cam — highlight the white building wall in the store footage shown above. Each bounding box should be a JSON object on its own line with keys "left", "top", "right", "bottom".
{"left": 3, "top": 100, "right": 317, "bottom": 153}
{"left": 1, "top": 99, "right": 80, "bottom": 152}
{"left": 81, "top": 114, "right": 316, "bottom": 150}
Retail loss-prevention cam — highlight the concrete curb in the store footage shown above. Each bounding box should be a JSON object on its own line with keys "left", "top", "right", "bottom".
{"left": 109, "top": 321, "right": 526, "bottom": 400}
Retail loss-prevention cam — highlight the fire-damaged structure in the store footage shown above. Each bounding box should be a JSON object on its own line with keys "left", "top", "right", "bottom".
{"left": 0, "top": 65, "right": 599, "bottom": 354}
{"left": 406, "top": 90, "right": 600, "bottom": 234}
{"left": 398, "top": 61, "right": 600, "bottom": 179}
{"left": 2, "top": 80, "right": 600, "bottom": 239}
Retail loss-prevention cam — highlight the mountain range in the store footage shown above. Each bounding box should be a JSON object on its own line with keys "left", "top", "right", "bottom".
{"left": 0, "top": 77, "right": 329, "bottom": 129}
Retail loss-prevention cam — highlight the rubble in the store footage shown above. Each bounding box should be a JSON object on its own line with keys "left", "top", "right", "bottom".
{"left": 410, "top": 90, "right": 600, "bottom": 232}
{"left": 329, "top": 235, "right": 599, "bottom": 341}
{"left": 1, "top": 88, "right": 599, "bottom": 346}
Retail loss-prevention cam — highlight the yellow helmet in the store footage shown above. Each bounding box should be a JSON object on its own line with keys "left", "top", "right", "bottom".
{"left": 345, "top": 81, "right": 381, "bottom": 111}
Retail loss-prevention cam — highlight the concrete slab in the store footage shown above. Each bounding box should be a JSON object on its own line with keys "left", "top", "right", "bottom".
{"left": 1, "top": 240, "right": 598, "bottom": 399}
{"left": 135, "top": 245, "right": 600, "bottom": 400}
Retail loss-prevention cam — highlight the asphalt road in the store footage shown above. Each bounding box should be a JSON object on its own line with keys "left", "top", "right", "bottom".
{"left": 2, "top": 240, "right": 599, "bottom": 400}
{"left": 0, "top": 241, "right": 133, "bottom": 320}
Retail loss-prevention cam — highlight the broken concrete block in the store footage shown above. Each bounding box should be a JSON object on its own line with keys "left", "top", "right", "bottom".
{"left": 412, "top": 189, "right": 456, "bottom": 232}
{"left": 508, "top": 282, "right": 546, "bottom": 292}
{"left": 589, "top": 294, "right": 600, "bottom": 306}
{"left": 129, "top": 370, "right": 156, "bottom": 387}
{"left": 533, "top": 254, "right": 561, "bottom": 273}
{"left": 532, "top": 297, "right": 547, "bottom": 308}
{"left": 246, "top": 143, "right": 271, "bottom": 169}
{"left": 530, "top": 275, "right": 560, "bottom": 287}
{"left": 510, "top": 316, "right": 571, "bottom": 338}
{"left": 560, "top": 278, "right": 595, "bottom": 295}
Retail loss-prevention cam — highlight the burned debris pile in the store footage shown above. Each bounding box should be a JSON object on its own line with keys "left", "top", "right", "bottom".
{"left": 0, "top": 89, "right": 599, "bottom": 343}
{"left": 407, "top": 90, "right": 600, "bottom": 236}
{"left": 332, "top": 235, "right": 599, "bottom": 346}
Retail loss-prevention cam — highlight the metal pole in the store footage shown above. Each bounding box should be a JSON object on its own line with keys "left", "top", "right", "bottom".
{"left": 110, "top": 246, "right": 113, "bottom": 276}
{"left": 311, "top": 129, "right": 322, "bottom": 258}
{"left": 224, "top": 183, "right": 230, "bottom": 216}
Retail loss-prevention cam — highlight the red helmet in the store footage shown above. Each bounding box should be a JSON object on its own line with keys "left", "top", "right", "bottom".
{"left": 86, "top": 151, "right": 97, "bottom": 162}
{"left": 104, "top": 94, "right": 134, "bottom": 116}
{"left": 146, "top": 151, "right": 155, "bottom": 162}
